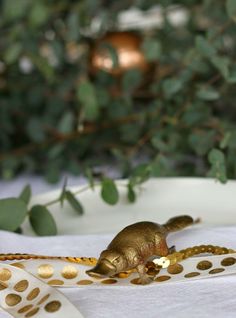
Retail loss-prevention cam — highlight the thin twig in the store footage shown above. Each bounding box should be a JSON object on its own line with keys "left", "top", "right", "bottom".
{"left": 44, "top": 181, "right": 128, "bottom": 207}
{"left": 0, "top": 109, "right": 160, "bottom": 162}
{"left": 45, "top": 184, "right": 92, "bottom": 207}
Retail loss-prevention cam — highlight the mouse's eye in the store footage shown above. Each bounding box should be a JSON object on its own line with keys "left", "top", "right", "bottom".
{"left": 115, "top": 257, "right": 120, "bottom": 263}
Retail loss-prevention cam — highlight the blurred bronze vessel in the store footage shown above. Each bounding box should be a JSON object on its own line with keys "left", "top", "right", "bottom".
{"left": 90, "top": 31, "right": 150, "bottom": 76}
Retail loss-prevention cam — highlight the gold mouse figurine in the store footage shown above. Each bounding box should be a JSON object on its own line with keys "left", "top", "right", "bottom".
{"left": 86, "top": 215, "right": 199, "bottom": 285}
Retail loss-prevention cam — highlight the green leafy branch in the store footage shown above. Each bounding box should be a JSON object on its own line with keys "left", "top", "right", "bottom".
{"left": 0, "top": 165, "right": 152, "bottom": 236}
{"left": 0, "top": 153, "right": 229, "bottom": 236}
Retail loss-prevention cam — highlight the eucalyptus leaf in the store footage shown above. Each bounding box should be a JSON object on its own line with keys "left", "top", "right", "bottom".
{"left": 151, "top": 154, "right": 172, "bottom": 177}
{"left": 208, "top": 149, "right": 227, "bottom": 183}
{"left": 29, "top": 3, "right": 49, "bottom": 27}
{"left": 44, "top": 165, "right": 60, "bottom": 184}
{"left": 3, "top": 0, "right": 29, "bottom": 20}
{"left": 163, "top": 79, "right": 183, "bottom": 98}
{"left": 122, "top": 69, "right": 142, "bottom": 93}
{"left": 85, "top": 168, "right": 94, "bottom": 190}
{"left": 208, "top": 148, "right": 225, "bottom": 164}
{"left": 101, "top": 178, "right": 119, "bottom": 205}
{"left": 57, "top": 112, "right": 74, "bottom": 134}
{"left": 188, "top": 131, "right": 215, "bottom": 156}
{"left": 48, "top": 144, "right": 65, "bottom": 160}
{"left": 4, "top": 43, "right": 22, "bottom": 64}
{"left": 195, "top": 36, "right": 216, "bottom": 58}
{"left": 26, "top": 117, "right": 45, "bottom": 143}
{"left": 226, "top": 0, "right": 236, "bottom": 21}
{"left": 19, "top": 184, "right": 32, "bottom": 205}
{"left": 67, "top": 12, "right": 80, "bottom": 41}
{"left": 30, "top": 54, "right": 55, "bottom": 81}
{"left": 220, "top": 132, "right": 231, "bottom": 149}
{"left": 1, "top": 158, "right": 20, "bottom": 181}
{"left": 99, "top": 43, "right": 119, "bottom": 68}
{"left": 77, "top": 81, "right": 98, "bottom": 121}
{"left": 59, "top": 177, "right": 68, "bottom": 207}
{"left": 0, "top": 198, "right": 27, "bottom": 231}
{"left": 151, "top": 136, "right": 169, "bottom": 152}
{"left": 227, "top": 66, "right": 236, "bottom": 83}
{"left": 208, "top": 165, "right": 227, "bottom": 184}
{"left": 65, "top": 191, "right": 84, "bottom": 214}
{"left": 129, "top": 164, "right": 152, "bottom": 186}
{"left": 211, "top": 56, "right": 230, "bottom": 79}
{"left": 142, "top": 39, "right": 162, "bottom": 62}
{"left": 29, "top": 205, "right": 57, "bottom": 236}
{"left": 67, "top": 160, "right": 81, "bottom": 176}
{"left": 227, "top": 131, "right": 236, "bottom": 149}
{"left": 196, "top": 87, "right": 220, "bottom": 101}
{"left": 127, "top": 183, "right": 136, "bottom": 203}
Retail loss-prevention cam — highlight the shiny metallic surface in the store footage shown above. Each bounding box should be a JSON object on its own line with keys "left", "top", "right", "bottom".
{"left": 197, "top": 260, "right": 212, "bottom": 271}
{"left": 155, "top": 244, "right": 236, "bottom": 270}
{"left": 90, "top": 31, "right": 150, "bottom": 75}
{"left": 86, "top": 215, "right": 196, "bottom": 285}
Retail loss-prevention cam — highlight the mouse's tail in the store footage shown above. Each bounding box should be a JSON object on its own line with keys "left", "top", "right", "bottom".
{"left": 163, "top": 215, "right": 200, "bottom": 233}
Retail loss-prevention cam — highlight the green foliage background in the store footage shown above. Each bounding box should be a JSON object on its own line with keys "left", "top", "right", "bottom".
{"left": 1, "top": 0, "right": 236, "bottom": 185}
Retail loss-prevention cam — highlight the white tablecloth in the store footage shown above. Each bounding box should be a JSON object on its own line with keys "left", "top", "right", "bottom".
{"left": 0, "top": 226, "right": 236, "bottom": 318}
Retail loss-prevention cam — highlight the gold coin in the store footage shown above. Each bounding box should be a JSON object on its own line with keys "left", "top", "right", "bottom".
{"left": 5, "top": 294, "right": 22, "bottom": 306}
{"left": 221, "top": 257, "right": 236, "bottom": 267}
{"left": 27, "top": 288, "right": 40, "bottom": 301}
{"left": 25, "top": 307, "right": 40, "bottom": 317}
{"left": 61, "top": 265, "right": 78, "bottom": 279}
{"left": 0, "top": 268, "right": 11, "bottom": 281}
{"left": 197, "top": 260, "right": 212, "bottom": 270}
{"left": 184, "top": 272, "right": 200, "bottom": 278}
{"left": 18, "top": 304, "right": 33, "bottom": 314}
{"left": 101, "top": 279, "right": 117, "bottom": 284}
{"left": 38, "top": 264, "right": 54, "bottom": 279}
{"left": 37, "top": 294, "right": 50, "bottom": 305}
{"left": 11, "top": 263, "right": 25, "bottom": 269}
{"left": 45, "top": 300, "right": 61, "bottom": 313}
{"left": 155, "top": 275, "right": 171, "bottom": 282}
{"left": 48, "top": 279, "right": 64, "bottom": 286}
{"left": 77, "top": 280, "right": 93, "bottom": 285}
{"left": 130, "top": 278, "right": 141, "bottom": 285}
{"left": 167, "top": 263, "right": 183, "bottom": 275}
{"left": 209, "top": 268, "right": 225, "bottom": 274}
{"left": 0, "top": 282, "right": 8, "bottom": 290}
{"left": 14, "top": 280, "right": 29, "bottom": 292}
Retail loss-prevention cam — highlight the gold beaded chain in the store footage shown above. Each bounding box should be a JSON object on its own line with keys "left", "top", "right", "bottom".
{"left": 154, "top": 245, "right": 236, "bottom": 268}
{"left": 0, "top": 254, "right": 97, "bottom": 266}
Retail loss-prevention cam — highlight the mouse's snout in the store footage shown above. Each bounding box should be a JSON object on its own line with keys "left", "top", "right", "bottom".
{"left": 86, "top": 259, "right": 116, "bottom": 278}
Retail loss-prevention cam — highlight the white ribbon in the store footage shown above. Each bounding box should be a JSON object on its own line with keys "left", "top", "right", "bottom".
{"left": 0, "top": 252, "right": 235, "bottom": 317}
{"left": 8, "top": 253, "right": 236, "bottom": 287}
{"left": 0, "top": 263, "right": 83, "bottom": 318}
